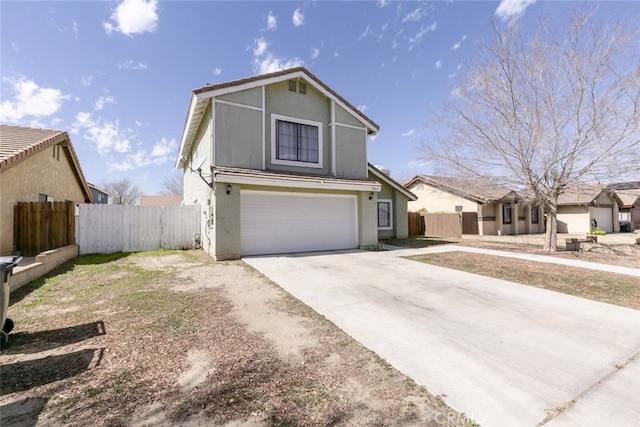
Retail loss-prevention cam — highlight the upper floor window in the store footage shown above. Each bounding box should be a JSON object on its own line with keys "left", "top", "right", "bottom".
{"left": 271, "top": 114, "right": 323, "bottom": 168}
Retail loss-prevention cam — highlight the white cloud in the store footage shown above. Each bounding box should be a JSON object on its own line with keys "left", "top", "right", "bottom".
{"left": 358, "top": 25, "right": 371, "bottom": 41}
{"left": 73, "top": 21, "right": 79, "bottom": 37}
{"left": 108, "top": 137, "right": 176, "bottom": 171}
{"left": 452, "top": 34, "right": 467, "bottom": 50}
{"left": 401, "top": 129, "right": 415, "bottom": 137}
{"left": 251, "top": 38, "right": 304, "bottom": 74}
{"left": 377, "top": 0, "right": 390, "bottom": 7}
{"left": 95, "top": 95, "right": 116, "bottom": 111}
{"left": 310, "top": 47, "right": 320, "bottom": 60}
{"left": 118, "top": 60, "right": 148, "bottom": 70}
{"left": 0, "top": 77, "right": 67, "bottom": 123}
{"left": 150, "top": 137, "right": 176, "bottom": 160}
{"left": 292, "top": 8, "right": 304, "bottom": 27}
{"left": 253, "top": 38, "right": 269, "bottom": 57}
{"left": 408, "top": 22, "right": 437, "bottom": 49}
{"left": 435, "top": 60, "right": 443, "bottom": 69}
{"left": 495, "top": 0, "right": 536, "bottom": 21}
{"left": 267, "top": 11, "right": 277, "bottom": 30}
{"left": 103, "top": 0, "right": 159, "bottom": 36}
{"left": 212, "top": 68, "right": 222, "bottom": 76}
{"left": 11, "top": 42, "right": 19, "bottom": 52}
{"left": 71, "top": 112, "right": 131, "bottom": 155}
{"left": 81, "top": 75, "right": 93, "bottom": 86}
{"left": 402, "top": 8, "right": 422, "bottom": 23}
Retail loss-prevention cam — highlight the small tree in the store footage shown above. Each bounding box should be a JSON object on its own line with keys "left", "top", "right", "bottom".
{"left": 161, "top": 173, "right": 183, "bottom": 196}
{"left": 423, "top": 10, "right": 640, "bottom": 251}
{"left": 102, "top": 178, "right": 141, "bottom": 205}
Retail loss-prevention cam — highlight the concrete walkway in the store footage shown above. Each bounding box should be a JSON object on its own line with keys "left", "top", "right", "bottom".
{"left": 245, "top": 248, "right": 640, "bottom": 427}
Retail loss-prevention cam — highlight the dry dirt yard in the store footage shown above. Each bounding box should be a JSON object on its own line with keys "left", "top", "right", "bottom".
{"left": 0, "top": 250, "right": 467, "bottom": 427}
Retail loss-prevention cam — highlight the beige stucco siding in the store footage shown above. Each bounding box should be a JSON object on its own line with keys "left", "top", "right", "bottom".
{"left": 1, "top": 145, "right": 86, "bottom": 255}
{"left": 408, "top": 184, "right": 478, "bottom": 213}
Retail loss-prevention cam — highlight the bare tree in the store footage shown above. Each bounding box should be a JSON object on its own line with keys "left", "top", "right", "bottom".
{"left": 161, "top": 173, "right": 183, "bottom": 196}
{"left": 423, "top": 10, "right": 640, "bottom": 251}
{"left": 102, "top": 178, "right": 142, "bottom": 205}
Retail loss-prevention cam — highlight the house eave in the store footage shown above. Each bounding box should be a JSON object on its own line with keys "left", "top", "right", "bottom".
{"left": 212, "top": 168, "right": 382, "bottom": 193}
{"left": 368, "top": 164, "right": 417, "bottom": 201}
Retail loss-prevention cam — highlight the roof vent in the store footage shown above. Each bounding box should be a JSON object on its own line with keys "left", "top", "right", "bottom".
{"left": 288, "top": 79, "right": 307, "bottom": 94}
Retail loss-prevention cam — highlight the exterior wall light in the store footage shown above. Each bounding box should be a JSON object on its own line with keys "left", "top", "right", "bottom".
{"left": 369, "top": 192, "right": 374, "bottom": 200}
{"left": 226, "top": 184, "right": 232, "bottom": 195}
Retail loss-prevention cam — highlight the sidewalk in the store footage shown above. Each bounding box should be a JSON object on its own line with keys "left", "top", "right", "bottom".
{"left": 383, "top": 244, "right": 640, "bottom": 278}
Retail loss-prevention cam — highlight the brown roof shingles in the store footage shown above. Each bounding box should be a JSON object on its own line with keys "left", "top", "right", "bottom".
{"left": 0, "top": 124, "right": 93, "bottom": 202}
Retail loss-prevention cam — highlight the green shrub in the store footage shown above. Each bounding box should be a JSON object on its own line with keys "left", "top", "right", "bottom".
{"left": 590, "top": 228, "right": 606, "bottom": 235}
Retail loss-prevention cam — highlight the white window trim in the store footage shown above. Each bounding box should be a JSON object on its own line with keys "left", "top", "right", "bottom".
{"left": 377, "top": 199, "right": 393, "bottom": 230}
{"left": 271, "top": 113, "right": 323, "bottom": 169}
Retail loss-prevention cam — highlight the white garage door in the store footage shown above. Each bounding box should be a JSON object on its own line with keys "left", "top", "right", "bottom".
{"left": 593, "top": 207, "right": 613, "bottom": 232}
{"left": 241, "top": 190, "right": 358, "bottom": 256}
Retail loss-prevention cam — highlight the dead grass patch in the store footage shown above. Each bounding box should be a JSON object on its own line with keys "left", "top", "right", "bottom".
{"left": 1, "top": 250, "right": 465, "bottom": 427}
{"left": 407, "top": 251, "right": 640, "bottom": 310}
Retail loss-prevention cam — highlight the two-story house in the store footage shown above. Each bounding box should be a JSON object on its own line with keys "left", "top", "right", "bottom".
{"left": 176, "top": 68, "right": 413, "bottom": 260}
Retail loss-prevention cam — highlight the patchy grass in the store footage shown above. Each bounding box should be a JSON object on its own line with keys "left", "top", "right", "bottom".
{"left": 1, "top": 250, "right": 466, "bottom": 427}
{"left": 407, "top": 251, "right": 640, "bottom": 310}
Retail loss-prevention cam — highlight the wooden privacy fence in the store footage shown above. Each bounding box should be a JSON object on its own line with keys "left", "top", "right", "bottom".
{"left": 14, "top": 201, "right": 75, "bottom": 256}
{"left": 76, "top": 204, "right": 201, "bottom": 255}
{"left": 408, "top": 212, "right": 425, "bottom": 236}
{"left": 408, "top": 212, "right": 462, "bottom": 239}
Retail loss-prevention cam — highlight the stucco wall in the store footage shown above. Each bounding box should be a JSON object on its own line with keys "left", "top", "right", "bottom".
{"left": 1, "top": 144, "right": 86, "bottom": 255}
{"left": 371, "top": 172, "right": 410, "bottom": 239}
{"left": 407, "top": 184, "right": 477, "bottom": 213}
{"left": 182, "top": 103, "right": 213, "bottom": 255}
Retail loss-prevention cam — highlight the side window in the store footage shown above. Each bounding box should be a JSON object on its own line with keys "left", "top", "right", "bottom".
{"left": 377, "top": 200, "right": 393, "bottom": 230}
{"left": 502, "top": 204, "right": 512, "bottom": 225}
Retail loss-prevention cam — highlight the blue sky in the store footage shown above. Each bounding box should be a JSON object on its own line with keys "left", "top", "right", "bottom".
{"left": 2, "top": 0, "right": 638, "bottom": 194}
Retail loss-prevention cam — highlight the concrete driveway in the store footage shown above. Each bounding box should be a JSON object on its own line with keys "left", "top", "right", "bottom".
{"left": 245, "top": 249, "right": 640, "bottom": 427}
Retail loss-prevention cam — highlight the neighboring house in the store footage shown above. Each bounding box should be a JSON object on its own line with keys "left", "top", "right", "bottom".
{"left": 0, "top": 125, "right": 92, "bottom": 255}
{"left": 88, "top": 183, "right": 110, "bottom": 204}
{"left": 607, "top": 181, "right": 640, "bottom": 231}
{"left": 139, "top": 195, "right": 183, "bottom": 206}
{"left": 616, "top": 191, "right": 640, "bottom": 231}
{"left": 556, "top": 185, "right": 622, "bottom": 233}
{"left": 405, "top": 175, "right": 544, "bottom": 236}
{"left": 176, "top": 67, "right": 387, "bottom": 260}
{"left": 368, "top": 164, "right": 417, "bottom": 239}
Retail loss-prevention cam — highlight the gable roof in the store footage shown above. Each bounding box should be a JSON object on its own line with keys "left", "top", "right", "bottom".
{"left": 557, "top": 184, "right": 623, "bottom": 207}
{"left": 405, "top": 175, "right": 517, "bottom": 204}
{"left": 368, "top": 164, "right": 417, "bottom": 201}
{"left": 0, "top": 124, "right": 92, "bottom": 202}
{"left": 607, "top": 181, "right": 640, "bottom": 191}
{"left": 176, "top": 67, "right": 380, "bottom": 168}
{"left": 617, "top": 191, "right": 640, "bottom": 208}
